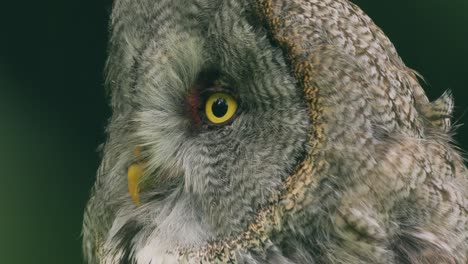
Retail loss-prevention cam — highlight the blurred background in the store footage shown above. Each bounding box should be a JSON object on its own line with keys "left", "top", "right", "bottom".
{"left": 0, "top": 0, "right": 467, "bottom": 263}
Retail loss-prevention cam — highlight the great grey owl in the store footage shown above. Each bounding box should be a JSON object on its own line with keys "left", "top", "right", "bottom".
{"left": 82, "top": 0, "right": 468, "bottom": 263}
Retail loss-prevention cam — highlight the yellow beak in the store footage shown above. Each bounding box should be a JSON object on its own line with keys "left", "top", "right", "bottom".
{"left": 128, "top": 147, "right": 144, "bottom": 206}
{"left": 128, "top": 162, "right": 144, "bottom": 206}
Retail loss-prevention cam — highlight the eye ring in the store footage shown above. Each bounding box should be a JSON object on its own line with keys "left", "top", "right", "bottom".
{"left": 204, "top": 93, "right": 238, "bottom": 124}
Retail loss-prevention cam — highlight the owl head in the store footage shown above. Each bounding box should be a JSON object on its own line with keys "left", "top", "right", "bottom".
{"left": 84, "top": 0, "right": 467, "bottom": 263}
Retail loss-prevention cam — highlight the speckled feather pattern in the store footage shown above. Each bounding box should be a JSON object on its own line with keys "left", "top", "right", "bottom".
{"left": 83, "top": 0, "right": 468, "bottom": 263}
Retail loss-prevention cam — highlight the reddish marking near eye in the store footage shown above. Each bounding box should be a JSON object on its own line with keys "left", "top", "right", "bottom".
{"left": 186, "top": 81, "right": 225, "bottom": 126}
{"left": 186, "top": 88, "right": 202, "bottom": 125}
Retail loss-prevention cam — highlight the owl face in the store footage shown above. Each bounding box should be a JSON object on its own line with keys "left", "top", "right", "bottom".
{"left": 96, "top": 0, "right": 310, "bottom": 259}
{"left": 131, "top": 6, "right": 310, "bottom": 229}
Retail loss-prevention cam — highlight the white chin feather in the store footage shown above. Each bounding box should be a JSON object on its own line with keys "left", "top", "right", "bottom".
{"left": 136, "top": 248, "right": 179, "bottom": 264}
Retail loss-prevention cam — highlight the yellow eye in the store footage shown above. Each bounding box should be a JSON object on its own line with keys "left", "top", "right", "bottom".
{"left": 205, "top": 93, "right": 238, "bottom": 124}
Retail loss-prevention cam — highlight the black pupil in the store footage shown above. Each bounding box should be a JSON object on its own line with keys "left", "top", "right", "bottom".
{"left": 212, "top": 98, "right": 229, "bottom": 118}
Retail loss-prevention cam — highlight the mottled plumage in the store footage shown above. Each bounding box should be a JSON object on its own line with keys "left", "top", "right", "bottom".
{"left": 83, "top": 0, "right": 468, "bottom": 263}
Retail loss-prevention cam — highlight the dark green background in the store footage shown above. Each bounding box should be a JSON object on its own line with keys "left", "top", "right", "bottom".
{"left": 0, "top": 1, "right": 466, "bottom": 263}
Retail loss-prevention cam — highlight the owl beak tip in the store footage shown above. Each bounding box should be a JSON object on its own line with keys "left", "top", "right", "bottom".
{"left": 128, "top": 163, "right": 143, "bottom": 207}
